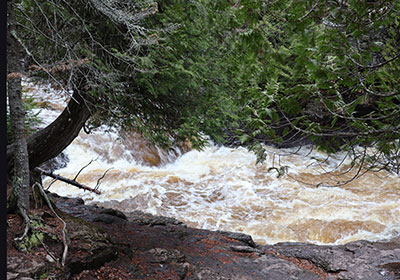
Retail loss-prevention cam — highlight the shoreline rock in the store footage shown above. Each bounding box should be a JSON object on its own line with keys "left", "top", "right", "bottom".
{"left": 54, "top": 193, "right": 400, "bottom": 279}
{"left": 8, "top": 193, "right": 400, "bottom": 279}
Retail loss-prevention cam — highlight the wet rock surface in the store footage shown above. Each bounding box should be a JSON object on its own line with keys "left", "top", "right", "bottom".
{"left": 7, "top": 256, "right": 47, "bottom": 280}
{"left": 264, "top": 239, "right": 400, "bottom": 280}
{"left": 62, "top": 213, "right": 119, "bottom": 278}
{"left": 10, "top": 193, "right": 400, "bottom": 279}
{"left": 39, "top": 151, "right": 69, "bottom": 173}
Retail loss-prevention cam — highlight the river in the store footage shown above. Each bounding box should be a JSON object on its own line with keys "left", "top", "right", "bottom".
{"left": 25, "top": 79, "right": 400, "bottom": 246}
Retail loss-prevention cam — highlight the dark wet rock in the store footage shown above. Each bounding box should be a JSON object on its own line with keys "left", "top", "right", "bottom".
{"left": 45, "top": 193, "right": 400, "bottom": 280}
{"left": 93, "top": 213, "right": 127, "bottom": 224}
{"left": 148, "top": 248, "right": 186, "bottom": 263}
{"left": 253, "top": 255, "right": 321, "bottom": 280}
{"left": 39, "top": 151, "right": 69, "bottom": 173}
{"left": 217, "top": 230, "right": 256, "bottom": 248}
{"left": 263, "top": 239, "right": 400, "bottom": 280}
{"left": 186, "top": 235, "right": 203, "bottom": 244}
{"left": 63, "top": 197, "right": 85, "bottom": 207}
{"left": 194, "top": 267, "right": 231, "bottom": 280}
{"left": 125, "top": 210, "right": 184, "bottom": 226}
{"left": 7, "top": 256, "right": 49, "bottom": 279}
{"left": 99, "top": 208, "right": 127, "bottom": 220}
{"left": 61, "top": 213, "right": 120, "bottom": 277}
{"left": 229, "top": 245, "right": 263, "bottom": 254}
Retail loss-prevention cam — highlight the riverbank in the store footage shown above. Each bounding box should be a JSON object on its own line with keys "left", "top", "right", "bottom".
{"left": 7, "top": 192, "right": 400, "bottom": 279}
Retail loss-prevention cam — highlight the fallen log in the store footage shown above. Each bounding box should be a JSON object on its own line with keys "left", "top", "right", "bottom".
{"left": 35, "top": 168, "right": 101, "bottom": 194}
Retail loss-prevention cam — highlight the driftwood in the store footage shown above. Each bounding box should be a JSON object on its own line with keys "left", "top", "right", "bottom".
{"left": 36, "top": 168, "right": 101, "bottom": 194}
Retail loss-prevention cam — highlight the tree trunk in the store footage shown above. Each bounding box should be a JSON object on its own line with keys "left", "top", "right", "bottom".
{"left": 7, "top": 88, "right": 94, "bottom": 175}
{"left": 7, "top": 0, "right": 30, "bottom": 214}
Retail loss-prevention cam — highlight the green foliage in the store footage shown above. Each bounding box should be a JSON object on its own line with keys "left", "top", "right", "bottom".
{"left": 129, "top": 0, "right": 242, "bottom": 147}
{"left": 232, "top": 0, "right": 400, "bottom": 171}
{"left": 16, "top": 0, "right": 243, "bottom": 149}
{"left": 13, "top": 0, "right": 400, "bottom": 172}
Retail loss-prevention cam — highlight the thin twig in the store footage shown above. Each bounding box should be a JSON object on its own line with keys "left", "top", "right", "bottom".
{"left": 37, "top": 232, "right": 59, "bottom": 264}
{"left": 346, "top": 53, "right": 400, "bottom": 70}
{"left": 73, "top": 157, "right": 98, "bottom": 181}
{"left": 298, "top": 0, "right": 320, "bottom": 21}
{"left": 45, "top": 178, "right": 58, "bottom": 191}
{"left": 94, "top": 168, "right": 113, "bottom": 191}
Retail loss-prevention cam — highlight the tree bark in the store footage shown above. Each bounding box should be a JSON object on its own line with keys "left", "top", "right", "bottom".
{"left": 7, "top": 88, "right": 93, "bottom": 174}
{"left": 7, "top": 0, "right": 30, "bottom": 214}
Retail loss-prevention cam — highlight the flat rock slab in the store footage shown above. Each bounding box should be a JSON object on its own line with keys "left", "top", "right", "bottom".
{"left": 263, "top": 239, "right": 400, "bottom": 280}
{"left": 7, "top": 256, "right": 46, "bottom": 279}
{"left": 47, "top": 194, "right": 400, "bottom": 280}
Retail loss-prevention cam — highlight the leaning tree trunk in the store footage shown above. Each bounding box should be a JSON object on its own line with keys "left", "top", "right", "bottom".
{"left": 7, "top": 0, "right": 30, "bottom": 217}
{"left": 7, "top": 88, "right": 94, "bottom": 175}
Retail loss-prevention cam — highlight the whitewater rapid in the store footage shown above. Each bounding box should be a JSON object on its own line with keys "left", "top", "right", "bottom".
{"left": 25, "top": 79, "right": 400, "bottom": 245}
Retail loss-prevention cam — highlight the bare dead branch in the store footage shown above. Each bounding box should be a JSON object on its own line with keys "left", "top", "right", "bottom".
{"left": 37, "top": 231, "right": 59, "bottom": 264}
{"left": 36, "top": 167, "right": 101, "bottom": 194}
{"left": 277, "top": 103, "right": 400, "bottom": 137}
{"left": 346, "top": 53, "right": 400, "bottom": 70}
{"left": 9, "top": 27, "right": 75, "bottom": 102}
{"left": 358, "top": 75, "right": 400, "bottom": 97}
{"left": 316, "top": 88, "right": 400, "bottom": 122}
{"left": 298, "top": 0, "right": 320, "bottom": 21}
{"left": 94, "top": 167, "right": 113, "bottom": 191}
{"left": 73, "top": 157, "right": 98, "bottom": 181}
{"left": 45, "top": 178, "right": 58, "bottom": 191}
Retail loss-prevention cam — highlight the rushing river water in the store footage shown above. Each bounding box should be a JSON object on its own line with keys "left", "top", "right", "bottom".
{"left": 25, "top": 79, "right": 400, "bottom": 246}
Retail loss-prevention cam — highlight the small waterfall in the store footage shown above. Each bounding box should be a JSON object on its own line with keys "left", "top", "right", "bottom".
{"left": 25, "top": 79, "right": 400, "bottom": 245}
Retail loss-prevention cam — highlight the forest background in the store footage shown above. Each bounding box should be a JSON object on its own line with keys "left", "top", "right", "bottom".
{"left": 6, "top": 0, "right": 400, "bottom": 257}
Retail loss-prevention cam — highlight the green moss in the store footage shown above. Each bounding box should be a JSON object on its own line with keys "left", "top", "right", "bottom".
{"left": 34, "top": 266, "right": 64, "bottom": 280}
{"left": 31, "top": 218, "right": 44, "bottom": 228}
{"left": 39, "top": 270, "right": 49, "bottom": 279}
{"left": 18, "top": 230, "right": 45, "bottom": 251}
{"left": 17, "top": 216, "right": 58, "bottom": 252}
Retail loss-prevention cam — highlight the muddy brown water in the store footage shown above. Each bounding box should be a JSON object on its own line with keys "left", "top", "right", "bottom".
{"left": 25, "top": 79, "right": 400, "bottom": 246}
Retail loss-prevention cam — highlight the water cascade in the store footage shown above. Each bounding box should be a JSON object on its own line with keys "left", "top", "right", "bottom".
{"left": 26, "top": 80, "right": 400, "bottom": 245}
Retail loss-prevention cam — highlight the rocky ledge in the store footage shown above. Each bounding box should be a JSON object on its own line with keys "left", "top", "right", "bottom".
{"left": 8, "top": 193, "right": 400, "bottom": 280}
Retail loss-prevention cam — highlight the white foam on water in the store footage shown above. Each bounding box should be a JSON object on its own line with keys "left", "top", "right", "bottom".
{"left": 45, "top": 140, "right": 400, "bottom": 245}
{"left": 24, "top": 79, "right": 400, "bottom": 245}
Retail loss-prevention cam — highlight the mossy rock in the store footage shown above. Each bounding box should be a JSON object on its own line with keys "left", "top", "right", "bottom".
{"left": 60, "top": 212, "right": 119, "bottom": 277}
